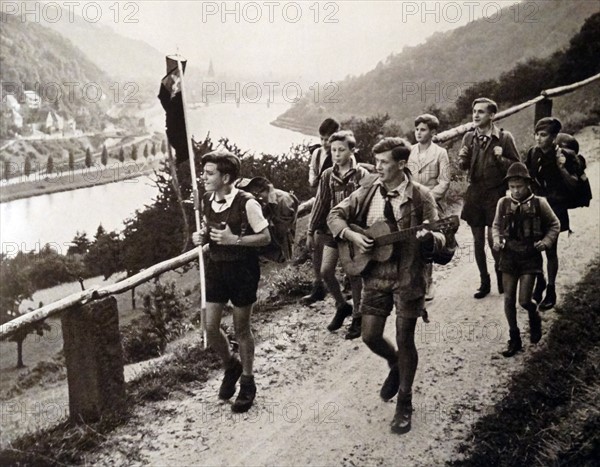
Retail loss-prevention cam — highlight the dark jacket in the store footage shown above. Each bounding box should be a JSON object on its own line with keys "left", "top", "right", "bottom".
{"left": 327, "top": 175, "right": 446, "bottom": 300}
{"left": 458, "top": 124, "right": 520, "bottom": 189}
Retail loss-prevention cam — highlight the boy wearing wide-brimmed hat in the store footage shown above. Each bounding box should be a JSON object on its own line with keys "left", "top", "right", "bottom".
{"left": 492, "top": 162, "right": 560, "bottom": 357}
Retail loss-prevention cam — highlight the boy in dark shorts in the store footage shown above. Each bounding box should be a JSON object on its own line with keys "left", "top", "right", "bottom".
{"left": 458, "top": 98, "right": 520, "bottom": 299}
{"left": 192, "top": 150, "right": 271, "bottom": 413}
{"left": 328, "top": 137, "right": 448, "bottom": 434}
{"left": 308, "top": 130, "right": 370, "bottom": 339}
{"left": 525, "top": 118, "right": 581, "bottom": 310}
{"left": 302, "top": 117, "right": 341, "bottom": 304}
{"left": 492, "top": 162, "right": 560, "bottom": 357}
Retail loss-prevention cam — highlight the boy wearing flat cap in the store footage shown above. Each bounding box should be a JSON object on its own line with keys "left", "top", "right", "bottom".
{"left": 492, "top": 162, "right": 560, "bottom": 357}
{"left": 524, "top": 117, "right": 581, "bottom": 310}
{"left": 192, "top": 150, "right": 271, "bottom": 413}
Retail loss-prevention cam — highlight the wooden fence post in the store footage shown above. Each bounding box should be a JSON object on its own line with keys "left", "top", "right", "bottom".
{"left": 534, "top": 98, "right": 553, "bottom": 124}
{"left": 61, "top": 297, "right": 126, "bottom": 423}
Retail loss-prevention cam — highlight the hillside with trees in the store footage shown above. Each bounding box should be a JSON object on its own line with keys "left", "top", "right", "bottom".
{"left": 0, "top": 12, "right": 115, "bottom": 133}
{"left": 274, "top": 0, "right": 600, "bottom": 132}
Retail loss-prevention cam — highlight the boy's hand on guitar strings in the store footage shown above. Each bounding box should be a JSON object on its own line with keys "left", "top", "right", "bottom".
{"left": 346, "top": 230, "right": 374, "bottom": 253}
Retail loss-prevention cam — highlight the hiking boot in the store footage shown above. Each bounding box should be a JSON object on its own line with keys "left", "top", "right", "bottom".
{"left": 539, "top": 284, "right": 556, "bottom": 311}
{"left": 495, "top": 268, "right": 504, "bottom": 294}
{"left": 327, "top": 303, "right": 352, "bottom": 332}
{"left": 532, "top": 274, "right": 547, "bottom": 304}
{"left": 474, "top": 274, "right": 491, "bottom": 299}
{"left": 380, "top": 364, "right": 400, "bottom": 401}
{"left": 218, "top": 356, "right": 243, "bottom": 400}
{"left": 502, "top": 329, "right": 523, "bottom": 358}
{"left": 344, "top": 317, "right": 362, "bottom": 340}
{"left": 390, "top": 391, "right": 413, "bottom": 435}
{"left": 231, "top": 375, "right": 256, "bottom": 413}
{"left": 527, "top": 306, "right": 542, "bottom": 344}
{"left": 300, "top": 281, "right": 327, "bottom": 305}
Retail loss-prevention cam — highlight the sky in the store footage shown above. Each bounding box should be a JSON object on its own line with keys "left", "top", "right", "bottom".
{"left": 98, "top": 0, "right": 510, "bottom": 82}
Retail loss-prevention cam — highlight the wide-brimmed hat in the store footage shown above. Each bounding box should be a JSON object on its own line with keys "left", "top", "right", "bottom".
{"left": 235, "top": 176, "right": 270, "bottom": 190}
{"left": 504, "top": 162, "right": 532, "bottom": 182}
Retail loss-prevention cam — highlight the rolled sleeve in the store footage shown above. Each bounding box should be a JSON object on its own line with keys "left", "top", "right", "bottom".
{"left": 245, "top": 199, "right": 269, "bottom": 233}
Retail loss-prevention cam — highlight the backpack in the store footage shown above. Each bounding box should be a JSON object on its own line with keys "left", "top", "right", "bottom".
{"left": 237, "top": 184, "right": 299, "bottom": 263}
{"left": 413, "top": 186, "right": 459, "bottom": 265}
{"left": 566, "top": 152, "right": 592, "bottom": 209}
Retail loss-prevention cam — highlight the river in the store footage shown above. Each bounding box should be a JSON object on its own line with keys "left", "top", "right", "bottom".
{"left": 0, "top": 101, "right": 313, "bottom": 253}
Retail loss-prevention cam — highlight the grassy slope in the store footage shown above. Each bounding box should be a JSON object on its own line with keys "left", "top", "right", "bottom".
{"left": 450, "top": 258, "right": 600, "bottom": 466}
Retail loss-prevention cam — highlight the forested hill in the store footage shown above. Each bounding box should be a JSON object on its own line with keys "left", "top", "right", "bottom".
{"left": 1, "top": 12, "right": 113, "bottom": 118}
{"left": 275, "top": 0, "right": 600, "bottom": 132}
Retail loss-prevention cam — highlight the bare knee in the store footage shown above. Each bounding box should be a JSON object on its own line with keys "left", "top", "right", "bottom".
{"left": 362, "top": 330, "right": 379, "bottom": 347}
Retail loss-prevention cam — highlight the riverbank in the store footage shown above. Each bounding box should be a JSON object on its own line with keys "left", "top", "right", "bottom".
{"left": 0, "top": 158, "right": 163, "bottom": 204}
{"left": 270, "top": 116, "right": 320, "bottom": 136}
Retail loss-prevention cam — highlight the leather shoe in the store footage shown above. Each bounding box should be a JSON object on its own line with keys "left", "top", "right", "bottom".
{"left": 528, "top": 307, "right": 542, "bottom": 344}
{"left": 502, "top": 330, "right": 522, "bottom": 358}
{"left": 327, "top": 303, "right": 352, "bottom": 331}
{"left": 344, "top": 317, "right": 361, "bottom": 340}
{"left": 218, "top": 357, "right": 243, "bottom": 400}
{"left": 390, "top": 391, "right": 412, "bottom": 434}
{"left": 232, "top": 375, "right": 256, "bottom": 413}
{"left": 474, "top": 274, "right": 491, "bottom": 299}
{"left": 300, "top": 281, "right": 327, "bottom": 305}
{"left": 539, "top": 284, "right": 556, "bottom": 311}
{"left": 380, "top": 364, "right": 400, "bottom": 401}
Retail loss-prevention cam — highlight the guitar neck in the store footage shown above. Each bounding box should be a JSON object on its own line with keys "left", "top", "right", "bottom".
{"left": 374, "top": 225, "right": 424, "bottom": 246}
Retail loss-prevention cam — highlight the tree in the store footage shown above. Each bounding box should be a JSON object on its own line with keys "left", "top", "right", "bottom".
{"left": 131, "top": 144, "right": 138, "bottom": 161}
{"left": 24, "top": 156, "right": 31, "bottom": 177}
{"left": 0, "top": 253, "right": 50, "bottom": 368}
{"left": 101, "top": 145, "right": 108, "bottom": 166}
{"left": 151, "top": 142, "right": 157, "bottom": 157}
{"left": 85, "top": 147, "right": 92, "bottom": 168}
{"left": 68, "top": 150, "right": 74, "bottom": 171}
{"left": 143, "top": 144, "right": 149, "bottom": 159}
{"left": 67, "top": 231, "right": 91, "bottom": 255}
{"left": 160, "top": 139, "right": 167, "bottom": 154}
{"left": 84, "top": 225, "right": 123, "bottom": 279}
{"left": 46, "top": 156, "right": 54, "bottom": 174}
{"left": 3, "top": 159, "right": 11, "bottom": 180}
{"left": 119, "top": 146, "right": 125, "bottom": 162}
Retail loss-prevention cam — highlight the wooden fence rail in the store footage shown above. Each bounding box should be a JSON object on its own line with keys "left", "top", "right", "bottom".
{"left": 434, "top": 72, "right": 600, "bottom": 144}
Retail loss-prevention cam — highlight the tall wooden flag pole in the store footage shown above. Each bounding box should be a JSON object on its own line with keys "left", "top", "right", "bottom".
{"left": 174, "top": 55, "right": 207, "bottom": 349}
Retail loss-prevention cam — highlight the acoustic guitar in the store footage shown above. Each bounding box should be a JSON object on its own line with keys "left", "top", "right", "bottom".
{"left": 338, "top": 216, "right": 459, "bottom": 276}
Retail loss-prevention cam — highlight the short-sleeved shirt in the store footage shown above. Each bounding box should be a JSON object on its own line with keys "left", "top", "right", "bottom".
{"left": 206, "top": 187, "right": 269, "bottom": 233}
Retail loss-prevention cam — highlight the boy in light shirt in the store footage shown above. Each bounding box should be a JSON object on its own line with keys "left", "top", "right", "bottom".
{"left": 407, "top": 114, "right": 450, "bottom": 300}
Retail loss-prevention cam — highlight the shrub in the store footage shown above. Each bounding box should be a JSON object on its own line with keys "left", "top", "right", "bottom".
{"left": 121, "top": 281, "right": 192, "bottom": 364}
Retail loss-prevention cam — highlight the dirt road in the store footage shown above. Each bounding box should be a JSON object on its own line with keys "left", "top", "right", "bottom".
{"left": 84, "top": 127, "right": 600, "bottom": 465}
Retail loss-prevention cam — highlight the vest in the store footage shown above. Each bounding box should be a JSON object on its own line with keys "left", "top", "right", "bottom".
{"left": 498, "top": 196, "right": 543, "bottom": 249}
{"left": 202, "top": 191, "right": 257, "bottom": 262}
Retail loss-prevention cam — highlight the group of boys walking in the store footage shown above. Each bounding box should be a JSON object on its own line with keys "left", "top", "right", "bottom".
{"left": 191, "top": 97, "right": 585, "bottom": 435}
